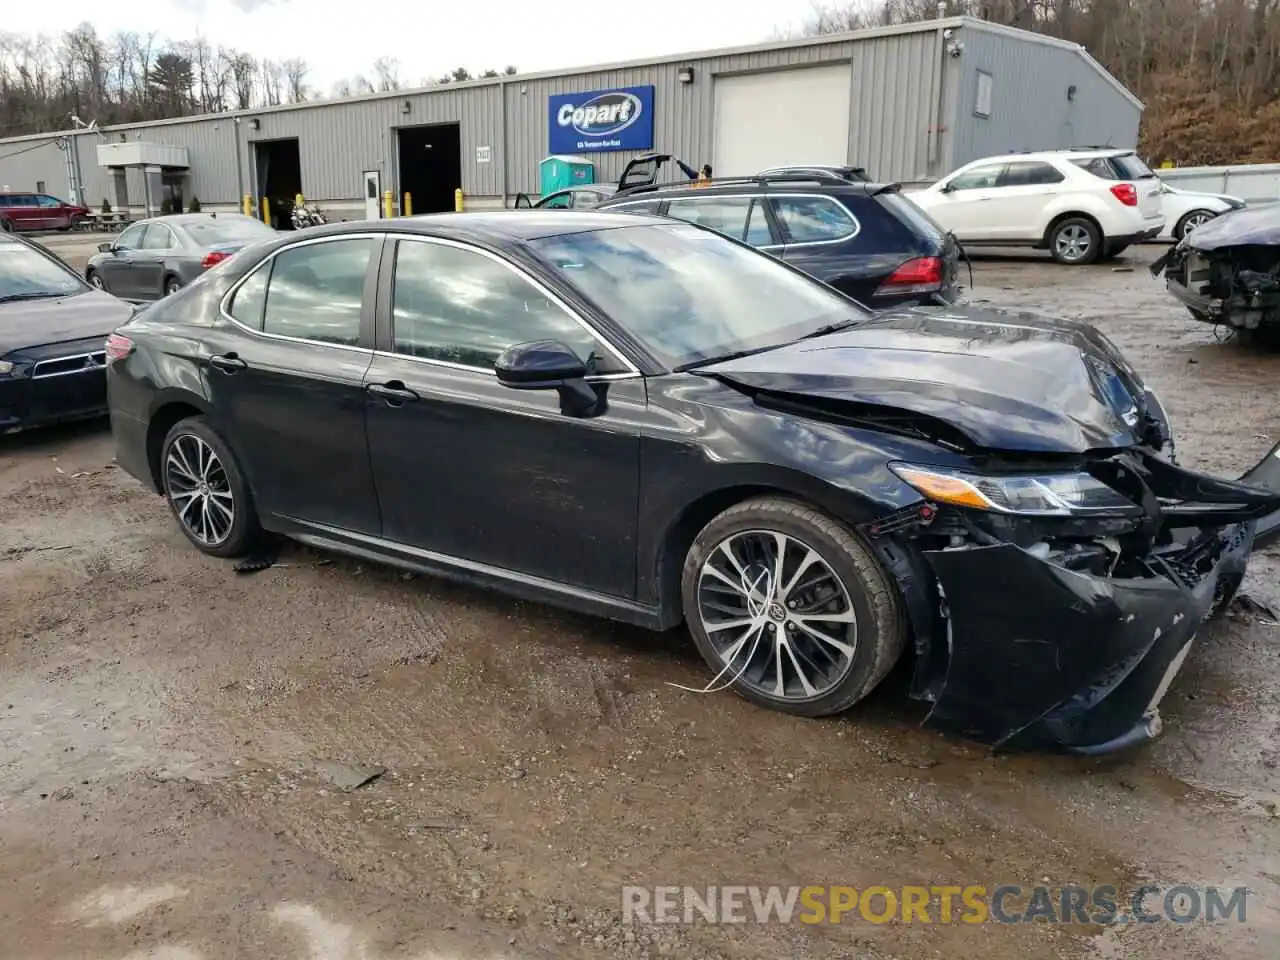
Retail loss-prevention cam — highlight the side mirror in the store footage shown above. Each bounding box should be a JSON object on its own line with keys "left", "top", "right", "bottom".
{"left": 495, "top": 339, "right": 602, "bottom": 417}
{"left": 938, "top": 181, "right": 955, "bottom": 194}
{"left": 98, "top": 242, "right": 114, "bottom": 253}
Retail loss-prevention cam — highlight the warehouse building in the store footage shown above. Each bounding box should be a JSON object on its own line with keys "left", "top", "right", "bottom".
{"left": 0, "top": 16, "right": 1141, "bottom": 223}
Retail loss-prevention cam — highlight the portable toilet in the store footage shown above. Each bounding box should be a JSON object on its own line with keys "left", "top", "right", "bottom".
{"left": 539, "top": 155, "right": 594, "bottom": 196}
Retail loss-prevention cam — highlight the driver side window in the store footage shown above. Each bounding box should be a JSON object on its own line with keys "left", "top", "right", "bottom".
{"left": 115, "top": 223, "right": 147, "bottom": 249}
{"left": 946, "top": 164, "right": 1005, "bottom": 191}
{"left": 390, "top": 239, "right": 626, "bottom": 374}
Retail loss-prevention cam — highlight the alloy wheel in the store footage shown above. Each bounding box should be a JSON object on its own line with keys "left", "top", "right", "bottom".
{"left": 166, "top": 280, "right": 181, "bottom": 295}
{"left": 1181, "top": 212, "right": 1214, "bottom": 237}
{"left": 695, "top": 529, "right": 858, "bottom": 701}
{"left": 89, "top": 274, "right": 104, "bottom": 288}
{"left": 165, "top": 434, "right": 235, "bottom": 546}
{"left": 1055, "top": 224, "right": 1092, "bottom": 262}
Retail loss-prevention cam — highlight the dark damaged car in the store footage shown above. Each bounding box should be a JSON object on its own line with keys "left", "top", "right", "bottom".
{"left": 104, "top": 212, "right": 1280, "bottom": 753}
{"left": 1151, "top": 204, "right": 1280, "bottom": 336}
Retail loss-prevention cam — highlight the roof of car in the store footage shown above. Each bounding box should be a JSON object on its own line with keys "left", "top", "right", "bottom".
{"left": 132, "top": 213, "right": 263, "bottom": 227}
{"left": 301, "top": 210, "right": 670, "bottom": 242}
{"left": 967, "top": 148, "right": 1137, "bottom": 166}
{"left": 608, "top": 177, "right": 898, "bottom": 203}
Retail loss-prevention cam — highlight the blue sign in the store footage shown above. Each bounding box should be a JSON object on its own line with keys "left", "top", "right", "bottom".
{"left": 548, "top": 85, "right": 655, "bottom": 154}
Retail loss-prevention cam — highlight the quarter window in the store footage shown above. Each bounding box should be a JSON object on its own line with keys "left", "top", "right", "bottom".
{"left": 664, "top": 197, "right": 754, "bottom": 240}
{"left": 745, "top": 200, "right": 774, "bottom": 246}
{"left": 390, "top": 239, "right": 625, "bottom": 374}
{"left": 997, "top": 161, "right": 1065, "bottom": 187}
{"left": 226, "top": 265, "right": 270, "bottom": 330}
{"left": 261, "top": 238, "right": 376, "bottom": 346}
{"left": 946, "top": 164, "right": 1003, "bottom": 191}
{"left": 771, "top": 196, "right": 857, "bottom": 244}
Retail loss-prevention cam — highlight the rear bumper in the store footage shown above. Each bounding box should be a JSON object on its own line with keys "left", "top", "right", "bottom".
{"left": 1110, "top": 224, "right": 1164, "bottom": 246}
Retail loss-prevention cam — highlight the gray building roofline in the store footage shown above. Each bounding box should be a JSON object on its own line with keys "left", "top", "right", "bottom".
{"left": 0, "top": 15, "right": 1138, "bottom": 146}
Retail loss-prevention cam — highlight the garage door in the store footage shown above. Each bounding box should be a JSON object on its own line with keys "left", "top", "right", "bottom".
{"left": 712, "top": 65, "right": 852, "bottom": 177}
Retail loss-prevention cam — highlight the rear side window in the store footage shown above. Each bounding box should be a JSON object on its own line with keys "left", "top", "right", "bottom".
{"left": 609, "top": 199, "right": 663, "bottom": 215}
{"left": 836, "top": 193, "right": 937, "bottom": 254}
{"left": 260, "top": 238, "right": 376, "bottom": 345}
{"left": 998, "top": 161, "right": 1064, "bottom": 187}
{"left": 771, "top": 196, "right": 857, "bottom": 245}
{"left": 1072, "top": 154, "right": 1156, "bottom": 182}
{"left": 664, "top": 197, "right": 754, "bottom": 240}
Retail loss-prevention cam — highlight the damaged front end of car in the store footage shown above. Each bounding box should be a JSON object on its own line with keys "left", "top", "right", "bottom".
{"left": 1152, "top": 205, "right": 1280, "bottom": 331}
{"left": 863, "top": 440, "right": 1280, "bottom": 754}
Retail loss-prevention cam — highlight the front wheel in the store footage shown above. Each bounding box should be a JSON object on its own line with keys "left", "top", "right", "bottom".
{"left": 160, "top": 416, "right": 259, "bottom": 558}
{"left": 1049, "top": 217, "right": 1102, "bottom": 265}
{"left": 680, "top": 497, "right": 906, "bottom": 717}
{"left": 1175, "top": 209, "right": 1217, "bottom": 241}
{"left": 87, "top": 270, "right": 105, "bottom": 290}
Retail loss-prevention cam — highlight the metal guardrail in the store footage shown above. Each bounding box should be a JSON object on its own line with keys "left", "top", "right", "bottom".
{"left": 1155, "top": 164, "right": 1280, "bottom": 205}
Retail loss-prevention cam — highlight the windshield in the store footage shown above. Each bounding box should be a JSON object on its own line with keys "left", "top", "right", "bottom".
{"left": 0, "top": 241, "right": 86, "bottom": 301}
{"left": 184, "top": 216, "right": 275, "bottom": 246}
{"left": 528, "top": 223, "right": 870, "bottom": 369}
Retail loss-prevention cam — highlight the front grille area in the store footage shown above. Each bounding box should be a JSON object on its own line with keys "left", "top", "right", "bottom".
{"left": 32, "top": 351, "right": 107, "bottom": 379}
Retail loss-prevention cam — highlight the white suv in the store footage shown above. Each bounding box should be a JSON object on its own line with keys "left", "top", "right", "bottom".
{"left": 909, "top": 149, "right": 1165, "bottom": 265}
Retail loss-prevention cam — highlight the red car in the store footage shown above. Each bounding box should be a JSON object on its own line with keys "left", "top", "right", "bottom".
{"left": 0, "top": 193, "right": 89, "bottom": 232}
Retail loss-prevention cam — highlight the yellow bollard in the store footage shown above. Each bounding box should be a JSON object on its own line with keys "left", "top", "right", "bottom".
{"left": 403, "top": 192, "right": 413, "bottom": 217}
{"left": 261, "top": 197, "right": 270, "bottom": 226}
{"left": 454, "top": 188, "right": 464, "bottom": 212}
{"left": 241, "top": 194, "right": 252, "bottom": 217}
{"left": 383, "top": 190, "right": 394, "bottom": 219}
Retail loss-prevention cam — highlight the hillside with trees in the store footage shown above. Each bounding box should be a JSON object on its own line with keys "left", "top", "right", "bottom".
{"left": 804, "top": 0, "right": 1280, "bottom": 165}
{"left": 0, "top": 23, "right": 516, "bottom": 139}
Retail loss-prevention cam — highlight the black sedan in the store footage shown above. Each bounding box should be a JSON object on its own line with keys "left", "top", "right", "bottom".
{"left": 0, "top": 232, "right": 135, "bottom": 434}
{"left": 105, "top": 212, "right": 1280, "bottom": 753}
{"left": 85, "top": 213, "right": 276, "bottom": 301}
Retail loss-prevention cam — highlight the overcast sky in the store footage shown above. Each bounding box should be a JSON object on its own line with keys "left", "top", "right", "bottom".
{"left": 7, "top": 0, "right": 826, "bottom": 94}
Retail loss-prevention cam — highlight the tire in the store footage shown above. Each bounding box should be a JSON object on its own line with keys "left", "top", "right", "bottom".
{"left": 1048, "top": 217, "right": 1102, "bottom": 265}
{"left": 0, "top": 219, "right": 11, "bottom": 233}
{"left": 86, "top": 270, "right": 104, "bottom": 290}
{"left": 1175, "top": 209, "right": 1217, "bottom": 241}
{"left": 680, "top": 496, "right": 906, "bottom": 717}
{"left": 164, "top": 276, "right": 182, "bottom": 296}
{"left": 1100, "top": 244, "right": 1129, "bottom": 261}
{"left": 159, "top": 415, "right": 259, "bottom": 558}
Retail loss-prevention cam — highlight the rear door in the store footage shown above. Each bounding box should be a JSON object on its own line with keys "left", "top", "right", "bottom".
{"left": 985, "top": 160, "right": 1066, "bottom": 240}
{"left": 203, "top": 234, "right": 383, "bottom": 534}
{"left": 7, "top": 194, "right": 41, "bottom": 231}
{"left": 662, "top": 195, "right": 784, "bottom": 250}
{"left": 135, "top": 223, "right": 177, "bottom": 298}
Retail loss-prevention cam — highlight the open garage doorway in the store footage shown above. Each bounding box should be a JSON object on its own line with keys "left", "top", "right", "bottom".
{"left": 397, "top": 123, "right": 461, "bottom": 215}
{"left": 253, "top": 138, "right": 302, "bottom": 230}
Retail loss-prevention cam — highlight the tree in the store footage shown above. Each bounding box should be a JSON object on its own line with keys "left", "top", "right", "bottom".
{"left": 282, "top": 57, "right": 308, "bottom": 102}
{"left": 373, "top": 56, "right": 401, "bottom": 92}
{"left": 148, "top": 52, "right": 193, "bottom": 113}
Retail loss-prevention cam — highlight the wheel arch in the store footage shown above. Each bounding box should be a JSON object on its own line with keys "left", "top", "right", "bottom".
{"left": 144, "top": 392, "right": 214, "bottom": 492}
{"left": 649, "top": 475, "right": 891, "bottom": 629}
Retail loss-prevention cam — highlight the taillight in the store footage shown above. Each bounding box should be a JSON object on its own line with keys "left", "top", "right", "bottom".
{"left": 105, "top": 333, "right": 134, "bottom": 363}
{"left": 1110, "top": 183, "right": 1138, "bottom": 207}
{"left": 201, "top": 250, "right": 231, "bottom": 269}
{"left": 875, "top": 256, "right": 945, "bottom": 297}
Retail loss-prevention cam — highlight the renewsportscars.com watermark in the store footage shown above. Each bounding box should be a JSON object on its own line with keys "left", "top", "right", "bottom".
{"left": 622, "top": 885, "right": 1250, "bottom": 926}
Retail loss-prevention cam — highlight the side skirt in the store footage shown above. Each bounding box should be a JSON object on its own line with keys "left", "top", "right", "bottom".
{"left": 267, "top": 514, "right": 670, "bottom": 631}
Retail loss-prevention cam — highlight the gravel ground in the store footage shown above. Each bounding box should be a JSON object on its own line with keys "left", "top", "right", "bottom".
{"left": 2, "top": 239, "right": 1278, "bottom": 960}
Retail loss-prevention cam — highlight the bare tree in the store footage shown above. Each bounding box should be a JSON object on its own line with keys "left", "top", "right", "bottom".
{"left": 372, "top": 56, "right": 401, "bottom": 92}
{"left": 282, "top": 57, "right": 308, "bottom": 102}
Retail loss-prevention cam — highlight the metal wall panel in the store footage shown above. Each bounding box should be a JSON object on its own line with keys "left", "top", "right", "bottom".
{"left": 946, "top": 28, "right": 1142, "bottom": 171}
{"left": 0, "top": 138, "right": 73, "bottom": 197}
{"left": 849, "top": 30, "right": 946, "bottom": 181}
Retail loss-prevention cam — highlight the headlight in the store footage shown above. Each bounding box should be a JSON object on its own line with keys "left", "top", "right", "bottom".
{"left": 0, "top": 360, "right": 14, "bottom": 375}
{"left": 889, "top": 463, "right": 1140, "bottom": 517}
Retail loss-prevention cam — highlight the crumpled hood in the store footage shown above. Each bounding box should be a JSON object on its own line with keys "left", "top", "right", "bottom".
{"left": 0, "top": 290, "right": 135, "bottom": 356}
{"left": 1183, "top": 204, "right": 1280, "bottom": 251}
{"left": 701, "top": 305, "right": 1150, "bottom": 453}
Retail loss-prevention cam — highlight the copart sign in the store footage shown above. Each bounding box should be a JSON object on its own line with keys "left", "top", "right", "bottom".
{"left": 548, "top": 85, "right": 655, "bottom": 154}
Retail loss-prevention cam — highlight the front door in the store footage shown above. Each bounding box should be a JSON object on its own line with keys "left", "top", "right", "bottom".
{"left": 363, "top": 170, "right": 382, "bottom": 220}
{"left": 100, "top": 221, "right": 147, "bottom": 297}
{"left": 204, "top": 234, "right": 384, "bottom": 534}
{"left": 362, "top": 235, "right": 643, "bottom": 598}
{"left": 921, "top": 162, "right": 1007, "bottom": 241}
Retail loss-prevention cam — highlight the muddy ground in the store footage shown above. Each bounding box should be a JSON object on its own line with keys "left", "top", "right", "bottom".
{"left": 2, "top": 240, "right": 1278, "bottom": 960}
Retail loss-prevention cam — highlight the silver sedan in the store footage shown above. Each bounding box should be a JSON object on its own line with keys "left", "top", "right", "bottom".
{"left": 85, "top": 213, "right": 277, "bottom": 301}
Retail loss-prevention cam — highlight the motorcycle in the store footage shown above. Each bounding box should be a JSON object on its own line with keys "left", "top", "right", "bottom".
{"left": 290, "top": 203, "right": 328, "bottom": 229}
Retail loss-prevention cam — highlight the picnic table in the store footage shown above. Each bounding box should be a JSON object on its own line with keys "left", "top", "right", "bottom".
{"left": 78, "top": 212, "right": 131, "bottom": 232}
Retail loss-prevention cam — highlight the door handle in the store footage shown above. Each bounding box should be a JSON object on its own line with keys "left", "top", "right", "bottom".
{"left": 209, "top": 353, "right": 247, "bottom": 373}
{"left": 367, "top": 381, "right": 420, "bottom": 404}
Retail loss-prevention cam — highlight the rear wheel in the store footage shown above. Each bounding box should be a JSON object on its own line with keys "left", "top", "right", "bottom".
{"left": 160, "top": 416, "right": 259, "bottom": 558}
{"left": 1175, "top": 209, "right": 1217, "bottom": 241}
{"left": 681, "top": 497, "right": 906, "bottom": 717}
{"left": 164, "top": 275, "right": 182, "bottom": 296}
{"left": 1049, "top": 217, "right": 1101, "bottom": 265}
{"left": 0, "top": 219, "right": 11, "bottom": 233}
